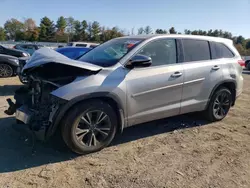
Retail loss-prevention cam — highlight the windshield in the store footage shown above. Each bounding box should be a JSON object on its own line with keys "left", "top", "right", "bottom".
{"left": 78, "top": 38, "right": 144, "bottom": 67}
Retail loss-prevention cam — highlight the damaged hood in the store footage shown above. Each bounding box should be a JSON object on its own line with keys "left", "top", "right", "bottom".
{"left": 22, "top": 47, "right": 102, "bottom": 72}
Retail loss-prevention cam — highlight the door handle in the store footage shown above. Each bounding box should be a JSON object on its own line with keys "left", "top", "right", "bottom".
{"left": 171, "top": 72, "right": 183, "bottom": 77}
{"left": 212, "top": 65, "right": 220, "bottom": 70}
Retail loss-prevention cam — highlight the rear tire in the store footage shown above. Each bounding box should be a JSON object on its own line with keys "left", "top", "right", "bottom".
{"left": 61, "top": 100, "right": 118, "bottom": 154}
{"left": 204, "top": 87, "right": 232, "bottom": 121}
{"left": 0, "top": 63, "right": 13, "bottom": 78}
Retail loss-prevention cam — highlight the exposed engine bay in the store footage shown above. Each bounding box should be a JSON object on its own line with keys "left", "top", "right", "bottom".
{"left": 5, "top": 74, "right": 66, "bottom": 140}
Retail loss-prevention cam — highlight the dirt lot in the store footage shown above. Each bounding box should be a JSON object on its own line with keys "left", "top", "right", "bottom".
{"left": 0, "top": 71, "right": 250, "bottom": 188}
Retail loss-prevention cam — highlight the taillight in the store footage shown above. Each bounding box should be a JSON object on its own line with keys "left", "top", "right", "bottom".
{"left": 238, "top": 60, "right": 245, "bottom": 67}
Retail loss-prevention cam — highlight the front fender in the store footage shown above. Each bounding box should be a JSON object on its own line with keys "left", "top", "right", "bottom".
{"left": 46, "top": 91, "right": 126, "bottom": 138}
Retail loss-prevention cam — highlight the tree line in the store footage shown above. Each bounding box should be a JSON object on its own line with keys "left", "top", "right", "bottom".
{"left": 0, "top": 16, "right": 249, "bottom": 55}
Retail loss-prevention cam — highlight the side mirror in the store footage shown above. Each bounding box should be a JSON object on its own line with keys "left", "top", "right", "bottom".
{"left": 126, "top": 54, "right": 152, "bottom": 68}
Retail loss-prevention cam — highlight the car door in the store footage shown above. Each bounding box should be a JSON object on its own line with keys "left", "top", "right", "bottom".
{"left": 180, "top": 39, "right": 224, "bottom": 114}
{"left": 125, "top": 38, "right": 184, "bottom": 126}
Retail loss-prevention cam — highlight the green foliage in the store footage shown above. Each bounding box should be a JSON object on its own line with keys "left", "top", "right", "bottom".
{"left": 15, "top": 31, "right": 26, "bottom": 41}
{"left": 55, "top": 16, "right": 67, "bottom": 42}
{"left": 28, "top": 28, "right": 39, "bottom": 41}
{"left": 1, "top": 16, "right": 249, "bottom": 56}
{"left": 56, "top": 16, "right": 67, "bottom": 33}
{"left": 39, "top": 17, "right": 55, "bottom": 41}
{"left": 246, "top": 40, "right": 250, "bottom": 49}
{"left": 39, "top": 24, "right": 47, "bottom": 41}
{"left": 99, "top": 27, "right": 123, "bottom": 42}
{"left": 169, "top": 27, "right": 177, "bottom": 34}
{"left": 4, "top": 18, "right": 24, "bottom": 40}
{"left": 137, "top": 27, "right": 144, "bottom": 35}
{"left": 72, "top": 20, "right": 81, "bottom": 41}
{"left": 144, "top": 26, "right": 152, "bottom": 34}
{"left": 155, "top": 29, "right": 167, "bottom": 34}
{"left": 0, "top": 27, "right": 6, "bottom": 41}
{"left": 87, "top": 22, "right": 92, "bottom": 40}
{"left": 236, "top": 36, "right": 245, "bottom": 45}
{"left": 91, "top": 21, "right": 100, "bottom": 42}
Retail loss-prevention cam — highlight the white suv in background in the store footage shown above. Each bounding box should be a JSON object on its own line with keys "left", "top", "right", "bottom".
{"left": 66, "top": 42, "right": 99, "bottom": 48}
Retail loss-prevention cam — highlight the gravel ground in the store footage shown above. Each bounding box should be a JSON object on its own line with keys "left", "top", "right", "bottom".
{"left": 0, "top": 70, "right": 249, "bottom": 188}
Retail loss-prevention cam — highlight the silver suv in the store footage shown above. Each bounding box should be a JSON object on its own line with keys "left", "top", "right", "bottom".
{"left": 5, "top": 35, "right": 244, "bottom": 154}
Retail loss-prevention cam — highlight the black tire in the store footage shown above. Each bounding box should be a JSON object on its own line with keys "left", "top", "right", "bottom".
{"left": 204, "top": 87, "right": 232, "bottom": 122}
{"left": 61, "top": 100, "right": 118, "bottom": 154}
{"left": 0, "top": 63, "right": 13, "bottom": 78}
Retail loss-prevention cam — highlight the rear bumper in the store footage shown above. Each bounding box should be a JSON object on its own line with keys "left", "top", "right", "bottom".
{"left": 236, "top": 75, "right": 244, "bottom": 99}
{"left": 236, "top": 89, "right": 242, "bottom": 99}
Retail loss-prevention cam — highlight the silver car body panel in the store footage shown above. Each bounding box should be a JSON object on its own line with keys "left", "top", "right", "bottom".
{"left": 48, "top": 35, "right": 243, "bottom": 128}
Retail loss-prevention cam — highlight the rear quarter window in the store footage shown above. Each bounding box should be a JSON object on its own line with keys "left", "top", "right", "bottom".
{"left": 182, "top": 39, "right": 210, "bottom": 62}
{"left": 210, "top": 42, "right": 234, "bottom": 59}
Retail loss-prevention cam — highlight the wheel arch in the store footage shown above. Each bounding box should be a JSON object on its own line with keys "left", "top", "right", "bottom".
{"left": 47, "top": 92, "right": 125, "bottom": 139}
{"left": 206, "top": 80, "right": 237, "bottom": 109}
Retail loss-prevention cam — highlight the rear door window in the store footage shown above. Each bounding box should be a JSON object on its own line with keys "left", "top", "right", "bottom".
{"left": 182, "top": 39, "right": 210, "bottom": 62}
{"left": 210, "top": 42, "right": 234, "bottom": 59}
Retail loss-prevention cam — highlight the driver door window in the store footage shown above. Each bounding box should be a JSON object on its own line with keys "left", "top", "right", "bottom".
{"left": 135, "top": 39, "right": 177, "bottom": 67}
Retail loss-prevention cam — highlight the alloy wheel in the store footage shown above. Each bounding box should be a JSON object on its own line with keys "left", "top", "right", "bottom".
{"left": 74, "top": 110, "right": 112, "bottom": 147}
{"left": 213, "top": 91, "right": 231, "bottom": 119}
{"left": 0, "top": 64, "right": 13, "bottom": 77}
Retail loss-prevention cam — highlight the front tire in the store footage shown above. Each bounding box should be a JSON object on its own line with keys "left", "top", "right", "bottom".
{"left": 61, "top": 100, "right": 118, "bottom": 154}
{"left": 0, "top": 63, "right": 13, "bottom": 78}
{"left": 205, "top": 87, "right": 232, "bottom": 121}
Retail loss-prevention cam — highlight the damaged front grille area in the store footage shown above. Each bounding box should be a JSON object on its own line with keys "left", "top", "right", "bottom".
{"left": 5, "top": 77, "right": 67, "bottom": 140}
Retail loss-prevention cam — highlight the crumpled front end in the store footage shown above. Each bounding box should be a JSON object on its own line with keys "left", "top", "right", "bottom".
{"left": 5, "top": 76, "right": 67, "bottom": 140}
{"left": 4, "top": 48, "right": 102, "bottom": 140}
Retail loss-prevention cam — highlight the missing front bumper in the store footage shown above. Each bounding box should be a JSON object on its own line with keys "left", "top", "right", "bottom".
{"left": 16, "top": 105, "right": 34, "bottom": 124}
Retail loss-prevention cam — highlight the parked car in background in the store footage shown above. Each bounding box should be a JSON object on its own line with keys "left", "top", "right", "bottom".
{"left": 13, "top": 44, "right": 44, "bottom": 55}
{"left": 243, "top": 56, "right": 250, "bottom": 70}
{"left": 5, "top": 35, "right": 244, "bottom": 154}
{"left": 17, "top": 56, "right": 30, "bottom": 83}
{"left": 55, "top": 47, "right": 91, "bottom": 59}
{"left": 66, "top": 42, "right": 99, "bottom": 48}
{"left": 0, "top": 45, "right": 30, "bottom": 58}
{"left": 0, "top": 54, "right": 19, "bottom": 77}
